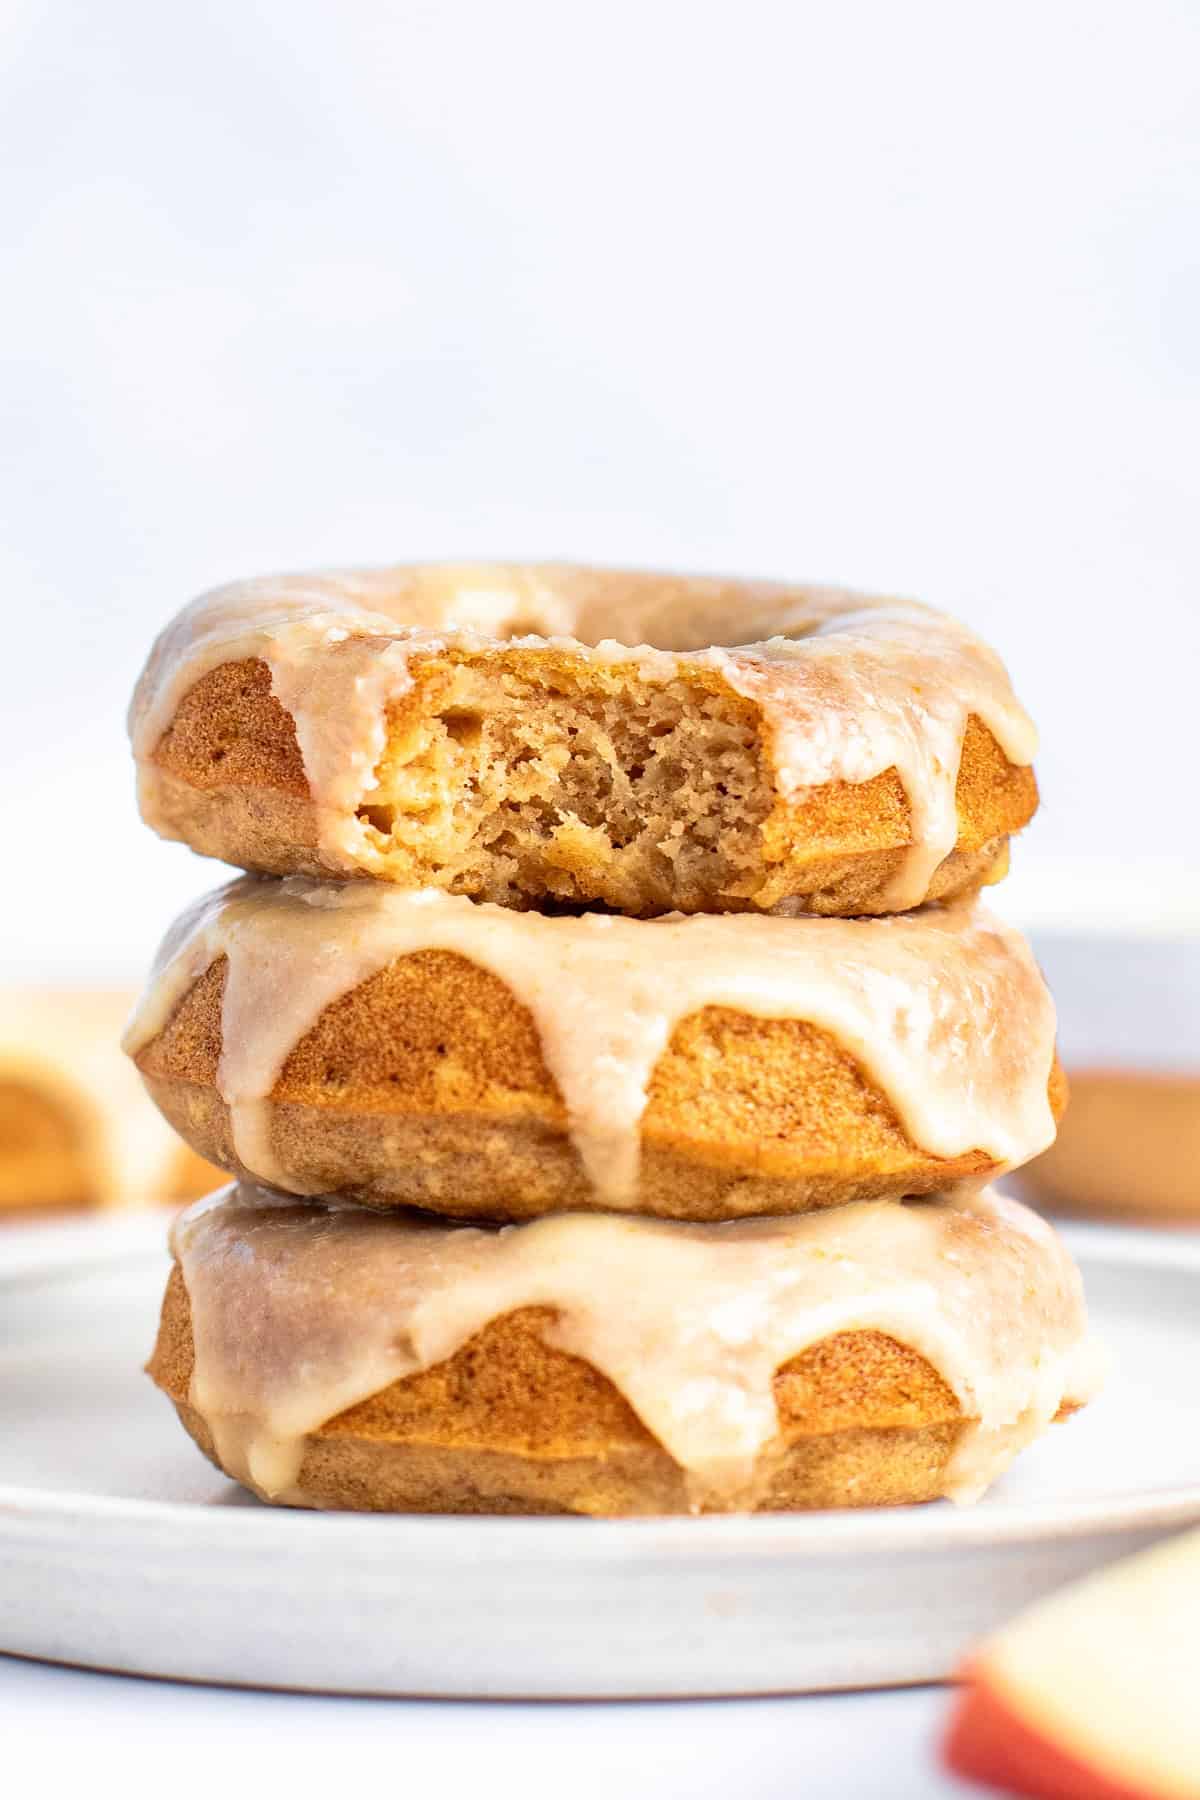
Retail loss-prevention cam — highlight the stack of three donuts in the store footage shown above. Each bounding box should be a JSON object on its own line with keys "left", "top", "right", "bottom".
{"left": 126, "top": 565, "right": 1102, "bottom": 1515}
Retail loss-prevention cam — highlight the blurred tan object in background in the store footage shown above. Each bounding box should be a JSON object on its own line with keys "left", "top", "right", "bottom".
{"left": 1017, "top": 1072, "right": 1200, "bottom": 1221}
{"left": 0, "top": 990, "right": 222, "bottom": 1216}
{"left": 1014, "top": 935, "right": 1200, "bottom": 1223}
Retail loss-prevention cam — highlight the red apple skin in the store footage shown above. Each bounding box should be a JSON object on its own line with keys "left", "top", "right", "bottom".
{"left": 943, "top": 1661, "right": 1155, "bottom": 1800}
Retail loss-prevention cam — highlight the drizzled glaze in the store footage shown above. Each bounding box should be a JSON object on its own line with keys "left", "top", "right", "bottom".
{"left": 125, "top": 878, "right": 1058, "bottom": 1208}
{"left": 171, "top": 1183, "right": 1102, "bottom": 1509}
{"left": 128, "top": 564, "right": 1038, "bottom": 911}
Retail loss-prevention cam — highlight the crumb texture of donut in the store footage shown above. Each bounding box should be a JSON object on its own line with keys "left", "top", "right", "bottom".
{"left": 152, "top": 655, "right": 1032, "bottom": 915}
{"left": 133, "top": 568, "right": 1039, "bottom": 916}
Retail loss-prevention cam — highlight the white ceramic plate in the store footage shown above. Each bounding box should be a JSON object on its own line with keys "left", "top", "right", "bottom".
{"left": 1, "top": 1215, "right": 1198, "bottom": 1698}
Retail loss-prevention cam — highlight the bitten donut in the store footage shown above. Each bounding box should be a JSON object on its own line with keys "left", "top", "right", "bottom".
{"left": 0, "top": 989, "right": 221, "bottom": 1215}
{"left": 125, "top": 877, "right": 1065, "bottom": 1222}
{"left": 130, "top": 564, "right": 1038, "bottom": 917}
{"left": 148, "top": 1185, "right": 1101, "bottom": 1515}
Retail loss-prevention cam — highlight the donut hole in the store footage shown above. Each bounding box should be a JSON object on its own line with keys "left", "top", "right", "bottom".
{"left": 356, "top": 803, "right": 395, "bottom": 835}
{"left": 346, "top": 652, "right": 775, "bottom": 913}
{"left": 441, "top": 709, "right": 484, "bottom": 751}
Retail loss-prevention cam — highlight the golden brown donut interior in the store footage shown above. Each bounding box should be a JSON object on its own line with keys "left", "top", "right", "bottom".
{"left": 134, "top": 952, "right": 1067, "bottom": 1221}
{"left": 149, "top": 654, "right": 1035, "bottom": 915}
{"left": 149, "top": 1264, "right": 971, "bottom": 1515}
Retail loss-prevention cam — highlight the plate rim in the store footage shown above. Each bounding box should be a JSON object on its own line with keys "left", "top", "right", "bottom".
{"left": 2, "top": 1216, "right": 1199, "bottom": 1561}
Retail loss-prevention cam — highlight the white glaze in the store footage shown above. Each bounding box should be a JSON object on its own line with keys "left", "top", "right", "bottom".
{"left": 128, "top": 564, "right": 1038, "bottom": 911}
{"left": 171, "top": 1183, "right": 1103, "bottom": 1509}
{"left": 125, "top": 878, "right": 1058, "bottom": 1207}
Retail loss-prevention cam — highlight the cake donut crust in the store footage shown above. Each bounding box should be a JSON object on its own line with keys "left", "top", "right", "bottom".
{"left": 149, "top": 1264, "right": 1080, "bottom": 1517}
{"left": 131, "top": 566, "right": 1039, "bottom": 917}
{"left": 128, "top": 885, "right": 1066, "bottom": 1222}
{"left": 138, "top": 954, "right": 1067, "bottom": 1221}
{"left": 150, "top": 1266, "right": 970, "bottom": 1514}
{"left": 149, "top": 1185, "right": 1099, "bottom": 1515}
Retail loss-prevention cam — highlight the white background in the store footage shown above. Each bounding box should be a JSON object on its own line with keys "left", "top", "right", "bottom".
{"left": 0, "top": 1661, "right": 962, "bottom": 1800}
{"left": 2, "top": 0, "right": 1197, "bottom": 977}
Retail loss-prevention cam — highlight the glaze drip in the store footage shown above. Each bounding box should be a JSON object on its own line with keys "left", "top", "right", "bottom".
{"left": 128, "top": 564, "right": 1037, "bottom": 911}
{"left": 125, "top": 880, "right": 1058, "bottom": 1207}
{"left": 171, "top": 1183, "right": 1102, "bottom": 1509}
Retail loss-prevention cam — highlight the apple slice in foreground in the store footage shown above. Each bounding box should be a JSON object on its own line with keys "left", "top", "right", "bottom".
{"left": 943, "top": 1526, "right": 1200, "bottom": 1800}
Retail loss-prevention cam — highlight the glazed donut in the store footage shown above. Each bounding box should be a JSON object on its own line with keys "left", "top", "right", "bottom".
{"left": 0, "top": 989, "right": 221, "bottom": 1215}
{"left": 125, "top": 878, "right": 1064, "bottom": 1221}
{"left": 129, "top": 564, "right": 1038, "bottom": 917}
{"left": 147, "top": 1184, "right": 1100, "bottom": 1515}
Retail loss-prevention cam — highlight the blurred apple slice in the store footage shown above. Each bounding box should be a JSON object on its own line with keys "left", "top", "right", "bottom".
{"left": 943, "top": 1526, "right": 1200, "bottom": 1799}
